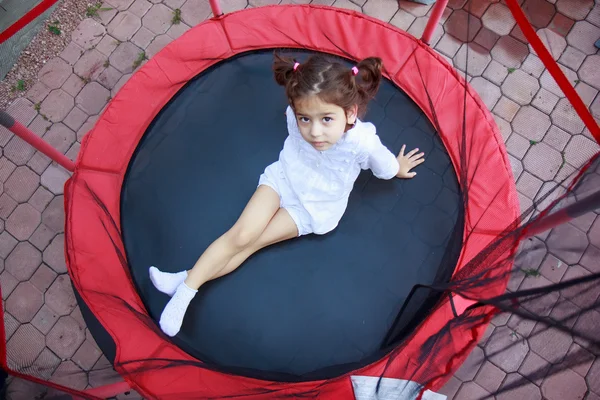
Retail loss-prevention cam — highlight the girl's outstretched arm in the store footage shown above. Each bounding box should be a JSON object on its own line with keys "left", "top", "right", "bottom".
{"left": 395, "top": 144, "right": 425, "bottom": 178}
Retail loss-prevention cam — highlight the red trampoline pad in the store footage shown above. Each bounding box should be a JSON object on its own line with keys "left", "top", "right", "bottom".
{"left": 65, "top": 5, "right": 518, "bottom": 398}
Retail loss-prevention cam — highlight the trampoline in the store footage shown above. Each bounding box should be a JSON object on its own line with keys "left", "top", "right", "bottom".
{"left": 62, "top": 4, "right": 518, "bottom": 399}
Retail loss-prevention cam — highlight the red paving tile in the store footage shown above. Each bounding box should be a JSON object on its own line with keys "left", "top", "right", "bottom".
{"left": 39, "top": 89, "right": 75, "bottom": 123}
{"left": 568, "top": 20, "right": 600, "bottom": 55}
{"left": 522, "top": 0, "right": 556, "bottom": 28}
{"left": 30, "top": 264, "right": 57, "bottom": 293}
{"left": 565, "top": 342, "right": 596, "bottom": 377}
{"left": 26, "top": 82, "right": 52, "bottom": 105}
{"left": 4, "top": 137, "right": 37, "bottom": 167}
{"left": 33, "top": 347, "right": 61, "bottom": 379}
{"left": 516, "top": 171, "right": 543, "bottom": 200}
{"left": 474, "top": 360, "right": 506, "bottom": 393}
{"left": 469, "top": 77, "right": 500, "bottom": 109}
{"left": 180, "top": 0, "right": 213, "bottom": 25}
{"left": 445, "top": 9, "right": 482, "bottom": 42}
{"left": 49, "top": 361, "right": 89, "bottom": 390}
{"left": 28, "top": 187, "right": 54, "bottom": 213}
{"left": 491, "top": 35, "right": 529, "bottom": 69}
{"left": 588, "top": 359, "right": 600, "bottom": 395}
{"left": 5, "top": 241, "right": 42, "bottom": 281}
{"left": 439, "top": 376, "right": 462, "bottom": 399}
{"left": 31, "top": 304, "right": 60, "bottom": 334}
{"left": 579, "top": 55, "right": 600, "bottom": 90}
{"left": 5, "top": 282, "right": 44, "bottom": 323}
{"left": 573, "top": 310, "right": 600, "bottom": 354}
{"left": 142, "top": 4, "right": 174, "bottom": 34}
{"left": 549, "top": 12, "right": 576, "bottom": 36}
{"left": 512, "top": 106, "right": 552, "bottom": 142}
{"left": 46, "top": 315, "right": 86, "bottom": 359}
{"left": 484, "top": 60, "right": 510, "bottom": 85}
{"left": 496, "top": 372, "right": 542, "bottom": 400}
{"left": 72, "top": 19, "right": 106, "bottom": 50}
{"left": 45, "top": 274, "right": 77, "bottom": 316}
{"left": 6, "top": 324, "right": 46, "bottom": 366}
{"left": 529, "top": 322, "right": 573, "bottom": 364}
{"left": 519, "top": 349, "right": 552, "bottom": 385}
{"left": 561, "top": 265, "right": 599, "bottom": 309}
{"left": 146, "top": 34, "right": 173, "bottom": 58}
{"left": 130, "top": 0, "right": 152, "bottom": 17}
{"left": 454, "top": 382, "right": 491, "bottom": 400}
{"left": 64, "top": 106, "right": 89, "bottom": 131}
{"left": 523, "top": 142, "right": 563, "bottom": 181}
{"left": 501, "top": 70, "right": 540, "bottom": 105}
{"left": 542, "top": 366, "right": 588, "bottom": 400}
{"left": 41, "top": 164, "right": 70, "bottom": 195}
{"left": 0, "top": 157, "right": 17, "bottom": 182}
{"left": 72, "top": 339, "right": 103, "bottom": 370}
{"left": 485, "top": 326, "right": 530, "bottom": 373}
{"left": 454, "top": 346, "right": 485, "bottom": 381}
{"left": 62, "top": 74, "right": 85, "bottom": 97}
{"left": 109, "top": 41, "right": 143, "bottom": 73}
{"left": 5, "top": 166, "right": 40, "bottom": 202}
{"left": 166, "top": 20, "right": 191, "bottom": 39}
{"left": 39, "top": 58, "right": 73, "bottom": 90}
{"left": 6, "top": 203, "right": 41, "bottom": 241}
{"left": 42, "top": 196, "right": 65, "bottom": 233}
{"left": 482, "top": 3, "right": 516, "bottom": 36}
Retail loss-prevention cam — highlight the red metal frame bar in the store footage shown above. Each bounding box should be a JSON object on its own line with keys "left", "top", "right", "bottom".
{"left": 0, "top": 0, "right": 61, "bottom": 45}
{"left": 506, "top": 0, "right": 600, "bottom": 143}
{"left": 210, "top": 0, "right": 223, "bottom": 17}
{"left": 421, "top": 0, "right": 449, "bottom": 45}
{"left": 0, "top": 110, "right": 75, "bottom": 172}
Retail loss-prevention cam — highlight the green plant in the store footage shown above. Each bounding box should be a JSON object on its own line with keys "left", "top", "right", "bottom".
{"left": 34, "top": 102, "right": 41, "bottom": 112}
{"left": 133, "top": 51, "right": 146, "bottom": 69}
{"left": 104, "top": 60, "right": 110, "bottom": 68}
{"left": 529, "top": 140, "right": 538, "bottom": 146}
{"left": 86, "top": 2, "right": 113, "bottom": 17}
{"left": 12, "top": 80, "right": 26, "bottom": 92}
{"left": 507, "top": 67, "right": 516, "bottom": 74}
{"left": 48, "top": 24, "right": 61, "bottom": 35}
{"left": 522, "top": 268, "right": 541, "bottom": 277}
{"left": 172, "top": 8, "right": 182, "bottom": 24}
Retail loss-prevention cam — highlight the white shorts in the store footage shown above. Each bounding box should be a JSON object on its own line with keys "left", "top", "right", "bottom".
{"left": 258, "top": 161, "right": 313, "bottom": 236}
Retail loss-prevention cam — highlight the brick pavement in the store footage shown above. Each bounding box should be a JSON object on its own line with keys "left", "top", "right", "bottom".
{"left": 1, "top": 0, "right": 599, "bottom": 398}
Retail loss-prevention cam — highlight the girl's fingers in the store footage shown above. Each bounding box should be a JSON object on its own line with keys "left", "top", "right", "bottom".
{"left": 399, "top": 144, "right": 406, "bottom": 156}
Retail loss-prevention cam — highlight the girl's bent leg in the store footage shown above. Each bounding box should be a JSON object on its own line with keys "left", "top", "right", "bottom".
{"left": 210, "top": 208, "right": 299, "bottom": 280}
{"left": 184, "top": 185, "right": 282, "bottom": 290}
{"left": 158, "top": 185, "right": 281, "bottom": 336}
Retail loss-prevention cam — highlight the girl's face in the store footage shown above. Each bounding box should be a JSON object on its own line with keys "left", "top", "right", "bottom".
{"left": 293, "top": 95, "right": 357, "bottom": 151}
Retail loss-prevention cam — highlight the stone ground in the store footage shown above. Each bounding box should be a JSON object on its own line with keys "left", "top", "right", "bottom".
{"left": 1, "top": 0, "right": 599, "bottom": 399}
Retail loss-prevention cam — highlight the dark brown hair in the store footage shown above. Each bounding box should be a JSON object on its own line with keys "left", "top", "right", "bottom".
{"left": 272, "top": 53, "right": 383, "bottom": 118}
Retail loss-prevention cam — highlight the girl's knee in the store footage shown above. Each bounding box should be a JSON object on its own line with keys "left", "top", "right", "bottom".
{"left": 227, "top": 224, "right": 260, "bottom": 250}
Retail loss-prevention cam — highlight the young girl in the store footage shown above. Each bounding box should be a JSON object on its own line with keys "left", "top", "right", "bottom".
{"left": 150, "top": 54, "right": 425, "bottom": 337}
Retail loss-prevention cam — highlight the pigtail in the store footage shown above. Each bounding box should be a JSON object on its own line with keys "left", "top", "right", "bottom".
{"left": 354, "top": 57, "right": 383, "bottom": 100}
{"left": 273, "top": 53, "right": 297, "bottom": 87}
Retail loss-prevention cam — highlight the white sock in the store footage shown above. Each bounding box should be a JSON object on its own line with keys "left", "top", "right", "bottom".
{"left": 149, "top": 266, "right": 188, "bottom": 296}
{"left": 159, "top": 282, "right": 197, "bottom": 337}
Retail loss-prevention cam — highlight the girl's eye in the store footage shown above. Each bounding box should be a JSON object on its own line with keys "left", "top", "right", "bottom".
{"left": 299, "top": 117, "right": 309, "bottom": 123}
{"left": 323, "top": 117, "right": 332, "bottom": 123}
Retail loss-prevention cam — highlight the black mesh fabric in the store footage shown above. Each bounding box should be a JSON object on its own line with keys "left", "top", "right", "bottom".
{"left": 120, "top": 50, "right": 463, "bottom": 380}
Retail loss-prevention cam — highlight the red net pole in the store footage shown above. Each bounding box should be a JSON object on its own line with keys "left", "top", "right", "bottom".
{"left": 210, "top": 0, "right": 224, "bottom": 17}
{"left": 421, "top": 0, "right": 449, "bottom": 45}
{"left": 0, "top": 110, "right": 76, "bottom": 172}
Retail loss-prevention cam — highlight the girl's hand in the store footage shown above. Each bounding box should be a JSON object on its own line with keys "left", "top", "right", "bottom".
{"left": 396, "top": 145, "right": 425, "bottom": 178}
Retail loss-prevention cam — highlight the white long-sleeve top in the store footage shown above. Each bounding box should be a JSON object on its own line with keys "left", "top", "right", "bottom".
{"left": 278, "top": 106, "right": 399, "bottom": 234}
